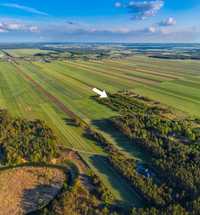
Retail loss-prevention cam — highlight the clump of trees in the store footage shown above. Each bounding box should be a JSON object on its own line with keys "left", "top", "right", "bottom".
{"left": 0, "top": 109, "right": 57, "bottom": 165}
{"left": 95, "top": 93, "right": 170, "bottom": 116}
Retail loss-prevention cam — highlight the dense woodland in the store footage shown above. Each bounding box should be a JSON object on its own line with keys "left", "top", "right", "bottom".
{"left": 96, "top": 92, "right": 200, "bottom": 214}
{"left": 0, "top": 109, "right": 57, "bottom": 165}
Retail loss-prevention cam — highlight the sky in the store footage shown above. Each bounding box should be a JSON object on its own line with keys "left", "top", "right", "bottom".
{"left": 0, "top": 0, "right": 199, "bottom": 43}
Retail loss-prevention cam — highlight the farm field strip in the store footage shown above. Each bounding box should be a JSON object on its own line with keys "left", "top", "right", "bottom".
{"left": 183, "top": 75, "right": 200, "bottom": 83}
{"left": 34, "top": 62, "right": 94, "bottom": 89}
{"left": 0, "top": 63, "right": 32, "bottom": 117}
{"left": 21, "top": 63, "right": 90, "bottom": 104}
{"left": 76, "top": 60, "right": 163, "bottom": 83}
{"left": 53, "top": 62, "right": 123, "bottom": 92}
{"left": 158, "top": 81, "right": 200, "bottom": 101}
{"left": 128, "top": 55, "right": 200, "bottom": 69}
{"left": 65, "top": 60, "right": 158, "bottom": 85}
{"left": 121, "top": 62, "right": 187, "bottom": 78}
{"left": 103, "top": 60, "right": 181, "bottom": 80}
{"left": 52, "top": 61, "right": 140, "bottom": 90}
{"left": 120, "top": 56, "right": 200, "bottom": 76}
{"left": 113, "top": 60, "right": 188, "bottom": 77}
{"left": 82, "top": 60, "right": 173, "bottom": 82}
{"left": 61, "top": 61, "right": 141, "bottom": 90}
{"left": 134, "top": 85, "right": 200, "bottom": 116}
{"left": 23, "top": 62, "right": 92, "bottom": 99}
{"left": 21, "top": 62, "right": 117, "bottom": 121}
{"left": 82, "top": 56, "right": 200, "bottom": 117}
{"left": 174, "top": 78, "right": 200, "bottom": 89}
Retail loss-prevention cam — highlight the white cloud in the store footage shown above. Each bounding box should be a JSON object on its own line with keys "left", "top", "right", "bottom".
{"left": 116, "top": 0, "right": 164, "bottom": 20}
{"left": 0, "top": 21, "right": 39, "bottom": 33}
{"left": 29, "top": 26, "right": 39, "bottom": 32}
{"left": 0, "top": 3, "right": 48, "bottom": 16}
{"left": 148, "top": 26, "right": 157, "bottom": 33}
{"left": 0, "top": 18, "right": 198, "bottom": 43}
{"left": 159, "top": 17, "right": 176, "bottom": 26}
{"left": 115, "top": 2, "right": 122, "bottom": 8}
{"left": 6, "top": 23, "right": 24, "bottom": 30}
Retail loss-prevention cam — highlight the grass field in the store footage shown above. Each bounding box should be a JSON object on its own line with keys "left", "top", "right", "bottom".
{"left": 3, "top": 49, "right": 53, "bottom": 57}
{"left": 0, "top": 54, "right": 200, "bottom": 205}
{"left": 0, "top": 50, "right": 5, "bottom": 58}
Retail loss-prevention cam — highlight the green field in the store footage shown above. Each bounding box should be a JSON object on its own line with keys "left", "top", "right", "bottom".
{"left": 3, "top": 49, "right": 53, "bottom": 57}
{"left": 0, "top": 50, "right": 5, "bottom": 58}
{"left": 0, "top": 54, "right": 200, "bottom": 205}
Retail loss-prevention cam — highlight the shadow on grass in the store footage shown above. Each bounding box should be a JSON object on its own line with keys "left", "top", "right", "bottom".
{"left": 88, "top": 154, "right": 145, "bottom": 208}
{"left": 91, "top": 119, "right": 151, "bottom": 162}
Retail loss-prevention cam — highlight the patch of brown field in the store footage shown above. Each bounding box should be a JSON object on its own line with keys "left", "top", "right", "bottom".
{"left": 0, "top": 166, "right": 66, "bottom": 215}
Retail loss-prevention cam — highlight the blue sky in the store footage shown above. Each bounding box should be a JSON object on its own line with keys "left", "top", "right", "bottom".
{"left": 0, "top": 0, "right": 199, "bottom": 43}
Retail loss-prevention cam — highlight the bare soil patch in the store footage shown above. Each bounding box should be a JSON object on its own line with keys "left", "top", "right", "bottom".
{"left": 0, "top": 166, "right": 66, "bottom": 215}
